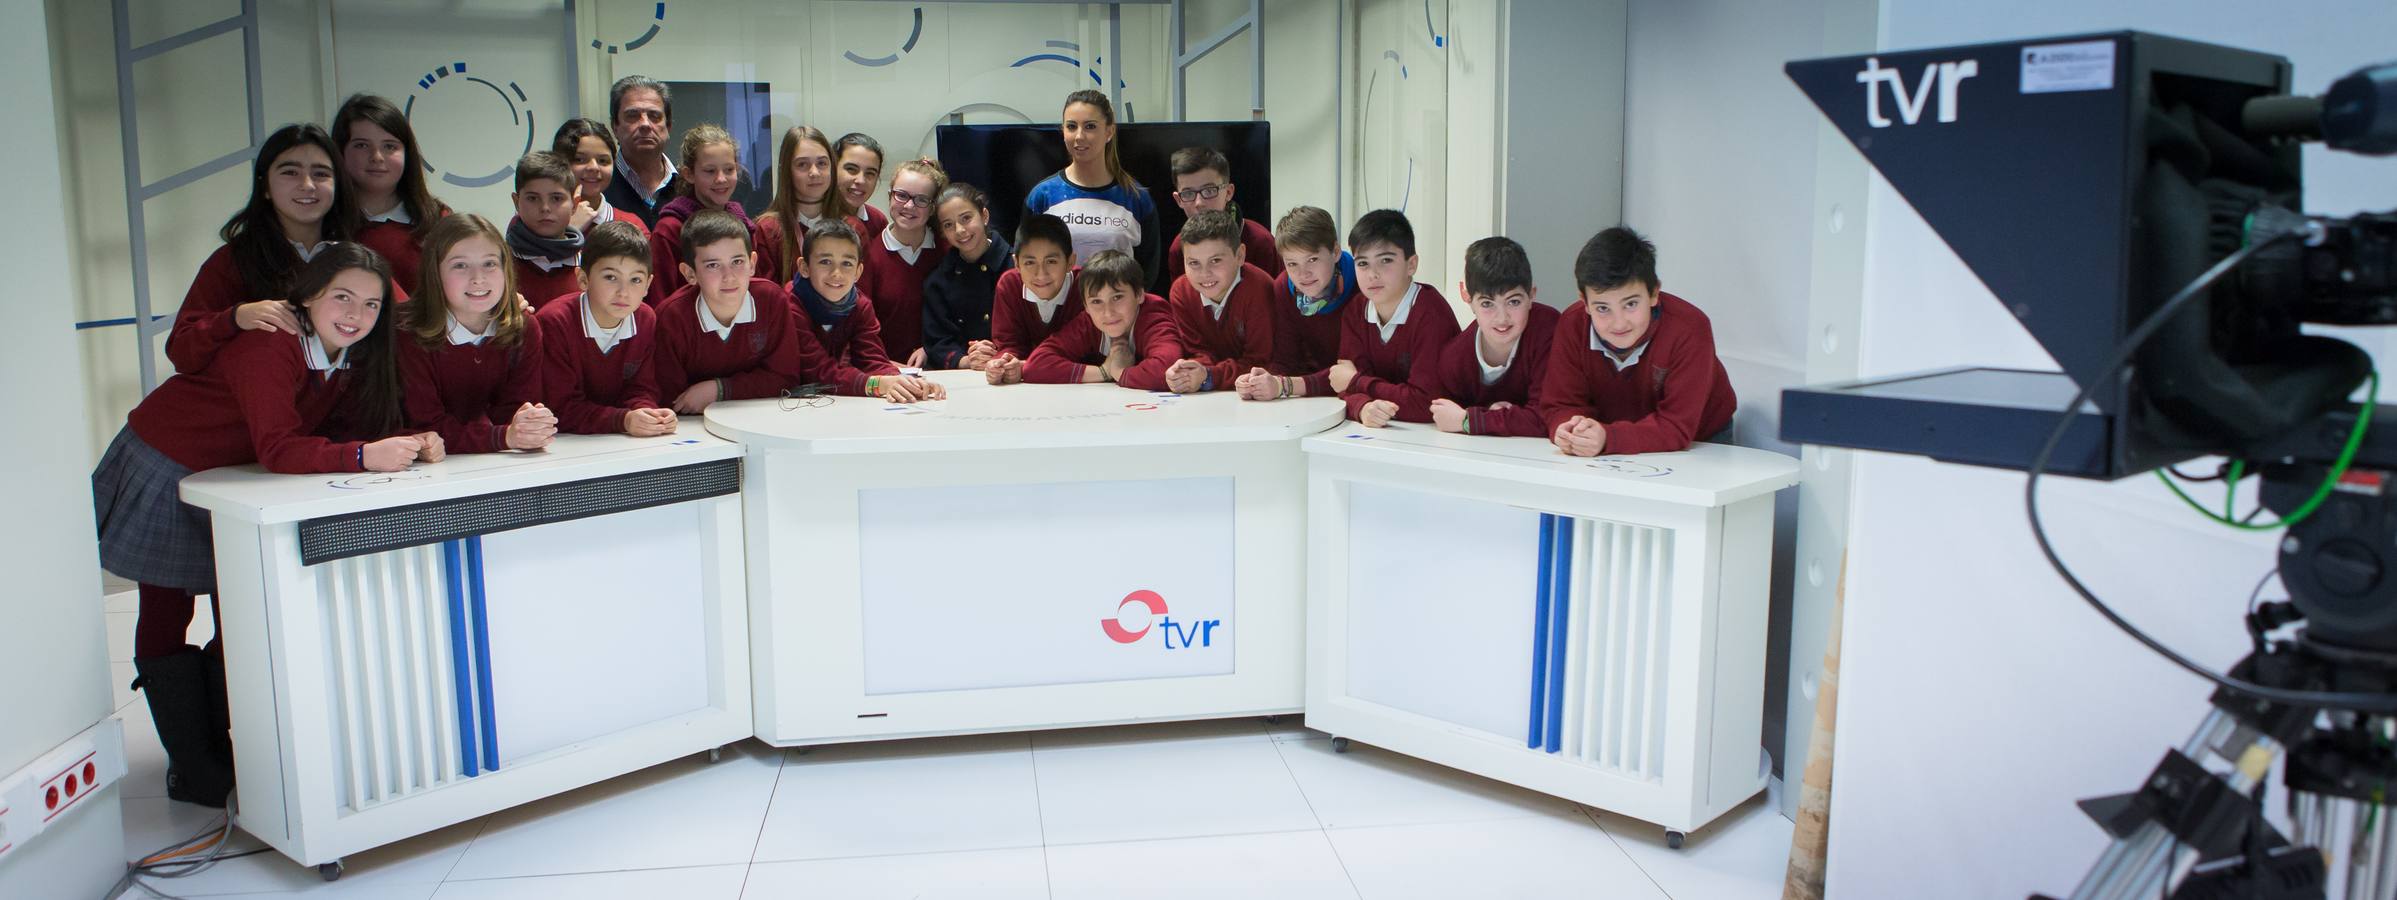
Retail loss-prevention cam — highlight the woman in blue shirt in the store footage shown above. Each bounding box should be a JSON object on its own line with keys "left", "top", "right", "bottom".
{"left": 1022, "top": 89, "right": 1161, "bottom": 283}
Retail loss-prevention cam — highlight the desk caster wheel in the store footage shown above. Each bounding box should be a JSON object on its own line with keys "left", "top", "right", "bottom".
{"left": 1331, "top": 737, "right": 1352, "bottom": 754}
{"left": 708, "top": 746, "right": 723, "bottom": 763}
{"left": 318, "top": 860, "right": 345, "bottom": 882}
{"left": 1262, "top": 714, "right": 1283, "bottom": 724}
{"left": 1665, "top": 831, "right": 1686, "bottom": 850}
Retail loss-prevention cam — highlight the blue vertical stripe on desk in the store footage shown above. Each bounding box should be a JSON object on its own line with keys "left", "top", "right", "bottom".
{"left": 440, "top": 540, "right": 481, "bottom": 777}
{"left": 1543, "top": 517, "right": 1575, "bottom": 754}
{"left": 465, "top": 535, "right": 501, "bottom": 770}
{"left": 1528, "top": 514, "right": 1555, "bottom": 749}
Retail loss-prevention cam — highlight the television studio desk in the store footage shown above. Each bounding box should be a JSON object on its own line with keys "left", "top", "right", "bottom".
{"left": 179, "top": 431, "right": 754, "bottom": 876}
{"left": 1300, "top": 423, "right": 1799, "bottom": 843}
{"left": 704, "top": 370, "right": 1345, "bottom": 747}
{"left": 175, "top": 367, "right": 1798, "bottom": 872}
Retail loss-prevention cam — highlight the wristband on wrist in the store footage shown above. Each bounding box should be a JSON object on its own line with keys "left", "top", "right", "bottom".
{"left": 356, "top": 444, "right": 365, "bottom": 470}
{"left": 715, "top": 378, "right": 726, "bottom": 402}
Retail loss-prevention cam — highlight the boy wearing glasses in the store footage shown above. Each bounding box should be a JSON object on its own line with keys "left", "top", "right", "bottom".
{"left": 1164, "top": 146, "right": 1282, "bottom": 283}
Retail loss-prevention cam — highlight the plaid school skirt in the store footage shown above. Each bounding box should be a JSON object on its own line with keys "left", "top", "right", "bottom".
{"left": 91, "top": 426, "right": 217, "bottom": 593}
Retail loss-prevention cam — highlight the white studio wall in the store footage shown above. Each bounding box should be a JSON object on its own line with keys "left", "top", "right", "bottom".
{"left": 1619, "top": 0, "right": 1874, "bottom": 800}
{"left": 1829, "top": 3, "right": 2397, "bottom": 898}
{"left": 0, "top": 1, "right": 123, "bottom": 896}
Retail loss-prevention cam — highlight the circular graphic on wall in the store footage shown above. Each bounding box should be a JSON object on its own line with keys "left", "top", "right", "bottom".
{"left": 404, "top": 61, "right": 539, "bottom": 189}
{"left": 844, "top": 6, "right": 924, "bottom": 67}
{"left": 590, "top": 2, "right": 669, "bottom": 55}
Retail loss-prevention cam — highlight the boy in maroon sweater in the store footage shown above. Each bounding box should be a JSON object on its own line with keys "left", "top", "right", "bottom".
{"left": 1233, "top": 206, "right": 1356, "bottom": 401}
{"left": 1250, "top": 209, "right": 1460, "bottom": 419}
{"left": 532, "top": 220, "right": 678, "bottom": 436}
{"left": 1359, "top": 236, "right": 1560, "bottom": 437}
{"left": 506, "top": 152, "right": 590, "bottom": 310}
{"left": 1539, "top": 226, "right": 1737, "bottom": 455}
{"left": 984, "top": 214, "right": 1082, "bottom": 384}
{"left": 790, "top": 219, "right": 943, "bottom": 401}
{"left": 1164, "top": 209, "right": 1275, "bottom": 393}
{"left": 1024, "top": 250, "right": 1183, "bottom": 391}
{"left": 653, "top": 209, "right": 817, "bottom": 414}
{"left": 1162, "top": 146, "right": 1282, "bottom": 283}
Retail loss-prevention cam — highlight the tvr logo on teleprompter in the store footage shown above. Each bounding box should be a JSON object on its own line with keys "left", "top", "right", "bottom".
{"left": 1855, "top": 56, "right": 1978, "bottom": 127}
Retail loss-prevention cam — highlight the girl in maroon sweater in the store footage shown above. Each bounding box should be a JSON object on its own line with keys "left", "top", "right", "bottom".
{"left": 857, "top": 158, "right": 950, "bottom": 367}
{"left": 755, "top": 125, "right": 838, "bottom": 289}
{"left": 1539, "top": 227, "right": 1737, "bottom": 455}
{"left": 552, "top": 117, "right": 650, "bottom": 239}
{"left": 98, "top": 245, "right": 433, "bottom": 807}
{"left": 1360, "top": 237, "right": 1560, "bottom": 437}
{"left": 983, "top": 214, "right": 1083, "bottom": 384}
{"left": 399, "top": 214, "right": 557, "bottom": 454}
{"left": 337, "top": 94, "right": 451, "bottom": 294}
{"left": 1024, "top": 250, "right": 1184, "bottom": 391}
{"left": 533, "top": 221, "right": 677, "bottom": 436}
{"left": 167, "top": 124, "right": 363, "bottom": 375}
{"left": 647, "top": 124, "right": 768, "bottom": 303}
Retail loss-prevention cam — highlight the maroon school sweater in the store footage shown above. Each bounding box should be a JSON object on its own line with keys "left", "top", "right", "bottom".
{"left": 1310, "top": 283, "right": 1461, "bottom": 419}
{"left": 358, "top": 220, "right": 428, "bottom": 297}
{"left": 395, "top": 324, "right": 545, "bottom": 454}
{"left": 1537, "top": 292, "right": 1737, "bottom": 453}
{"left": 1266, "top": 271, "right": 1354, "bottom": 381}
{"left": 1025, "top": 296, "right": 1183, "bottom": 392}
{"left": 857, "top": 228, "right": 945, "bottom": 363}
{"left": 513, "top": 257, "right": 583, "bottom": 313}
{"left": 1167, "top": 262, "right": 1277, "bottom": 391}
{"left": 645, "top": 198, "right": 766, "bottom": 305}
{"left": 166, "top": 246, "right": 264, "bottom": 376}
{"left": 127, "top": 330, "right": 366, "bottom": 474}
{"left": 989, "top": 268, "right": 1085, "bottom": 360}
{"left": 1389, "top": 303, "right": 1561, "bottom": 438}
{"left": 1166, "top": 217, "right": 1284, "bottom": 283}
{"left": 532, "top": 294, "right": 662, "bottom": 435}
{"left": 652, "top": 278, "right": 812, "bottom": 402}
{"left": 799, "top": 291, "right": 903, "bottom": 386}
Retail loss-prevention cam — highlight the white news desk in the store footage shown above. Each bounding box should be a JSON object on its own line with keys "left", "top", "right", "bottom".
{"left": 177, "top": 368, "right": 1796, "bottom": 873}
{"left": 1300, "top": 423, "right": 1799, "bottom": 844}
{"left": 180, "top": 433, "right": 754, "bottom": 877}
{"left": 704, "top": 370, "right": 1345, "bottom": 746}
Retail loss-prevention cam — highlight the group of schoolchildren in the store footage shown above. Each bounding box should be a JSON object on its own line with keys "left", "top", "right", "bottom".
{"left": 90, "top": 79, "right": 1736, "bottom": 809}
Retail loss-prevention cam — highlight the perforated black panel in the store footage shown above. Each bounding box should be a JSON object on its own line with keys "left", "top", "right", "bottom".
{"left": 298, "top": 459, "right": 740, "bottom": 565}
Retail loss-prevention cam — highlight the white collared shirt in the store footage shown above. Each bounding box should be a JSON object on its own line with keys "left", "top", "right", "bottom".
{"left": 446, "top": 315, "right": 495, "bottom": 346}
{"left": 796, "top": 211, "right": 823, "bottom": 231}
{"left": 616, "top": 153, "right": 679, "bottom": 204}
{"left": 364, "top": 203, "right": 412, "bottom": 226}
{"left": 302, "top": 334, "right": 348, "bottom": 379}
{"left": 515, "top": 249, "right": 582, "bottom": 272}
{"left": 1200, "top": 270, "right": 1244, "bottom": 321}
{"left": 698, "top": 291, "right": 758, "bottom": 341}
{"left": 592, "top": 194, "right": 619, "bottom": 224}
{"left": 1099, "top": 331, "right": 1134, "bottom": 358}
{"left": 581, "top": 293, "right": 637, "bottom": 354}
{"left": 1366, "top": 282, "right": 1421, "bottom": 342}
{"left": 1591, "top": 325, "right": 1651, "bottom": 371}
{"left": 883, "top": 225, "right": 938, "bottom": 266}
{"left": 1477, "top": 333, "right": 1521, "bottom": 386}
{"left": 290, "top": 239, "right": 336, "bottom": 262}
{"left": 1027, "top": 271, "right": 1075, "bottom": 324}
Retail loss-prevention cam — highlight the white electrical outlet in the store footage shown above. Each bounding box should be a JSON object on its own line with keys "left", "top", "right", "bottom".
{"left": 0, "top": 717, "right": 126, "bottom": 862}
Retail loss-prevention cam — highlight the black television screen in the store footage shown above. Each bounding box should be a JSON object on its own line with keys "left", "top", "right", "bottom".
{"left": 937, "top": 121, "right": 1272, "bottom": 291}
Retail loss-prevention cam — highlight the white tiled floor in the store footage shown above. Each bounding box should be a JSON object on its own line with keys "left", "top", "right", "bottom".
{"left": 108, "top": 616, "right": 1792, "bottom": 899}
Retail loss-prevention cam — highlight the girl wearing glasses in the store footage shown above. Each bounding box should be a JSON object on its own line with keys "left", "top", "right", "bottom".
{"left": 856, "top": 157, "right": 949, "bottom": 368}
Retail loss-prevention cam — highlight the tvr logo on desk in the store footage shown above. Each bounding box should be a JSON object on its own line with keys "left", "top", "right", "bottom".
{"left": 1099, "top": 589, "right": 1220, "bottom": 650}
{"left": 1854, "top": 56, "right": 1977, "bottom": 127}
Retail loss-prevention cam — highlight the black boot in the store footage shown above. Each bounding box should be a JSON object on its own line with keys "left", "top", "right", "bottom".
{"left": 202, "top": 639, "right": 235, "bottom": 791}
{"left": 131, "top": 648, "right": 236, "bottom": 808}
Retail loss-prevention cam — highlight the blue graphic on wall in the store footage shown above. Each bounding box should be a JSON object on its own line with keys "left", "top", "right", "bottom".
{"left": 591, "top": 1, "right": 667, "bottom": 54}
{"left": 1362, "top": 50, "right": 1416, "bottom": 212}
{"left": 1008, "top": 40, "right": 1136, "bottom": 121}
{"left": 404, "top": 61, "right": 538, "bottom": 189}
{"left": 843, "top": 6, "right": 924, "bottom": 67}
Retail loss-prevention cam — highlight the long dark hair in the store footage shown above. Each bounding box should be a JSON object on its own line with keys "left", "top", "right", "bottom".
{"left": 219, "top": 124, "right": 359, "bottom": 300}
{"left": 290, "top": 243, "right": 404, "bottom": 438}
{"left": 332, "top": 94, "right": 448, "bottom": 239}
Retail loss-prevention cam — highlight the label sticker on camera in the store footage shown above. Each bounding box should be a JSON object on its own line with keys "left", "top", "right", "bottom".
{"left": 2021, "top": 40, "right": 2114, "bottom": 94}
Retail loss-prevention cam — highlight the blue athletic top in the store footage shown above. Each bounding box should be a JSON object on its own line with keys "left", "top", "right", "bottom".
{"left": 1024, "top": 171, "right": 1162, "bottom": 285}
